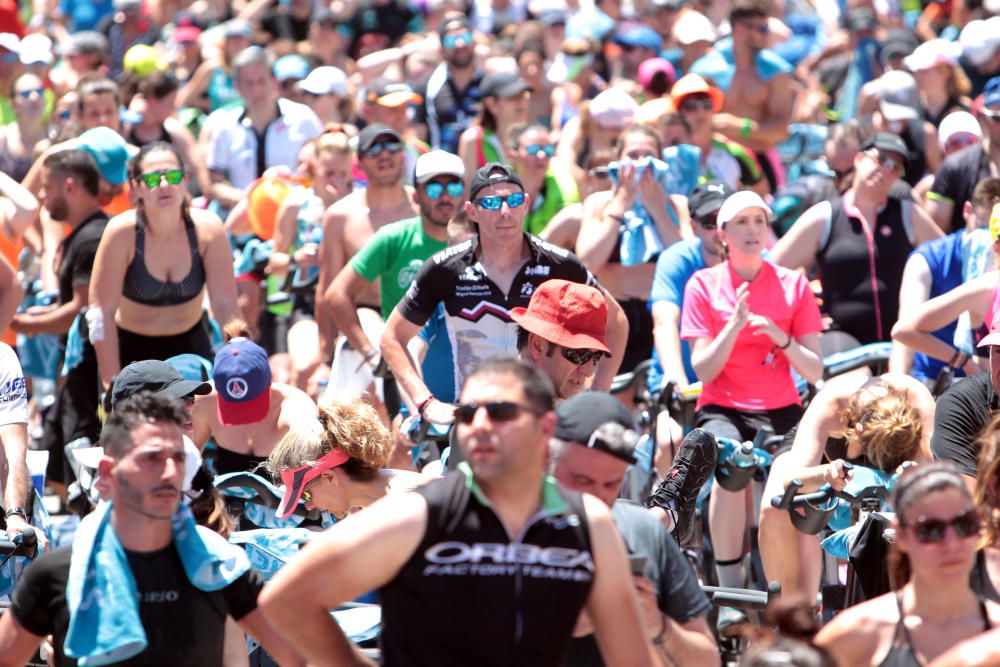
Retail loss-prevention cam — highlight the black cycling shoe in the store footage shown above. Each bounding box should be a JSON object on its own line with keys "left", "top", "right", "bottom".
{"left": 644, "top": 428, "right": 717, "bottom": 546}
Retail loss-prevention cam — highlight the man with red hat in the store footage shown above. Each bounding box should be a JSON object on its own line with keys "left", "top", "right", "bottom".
{"left": 190, "top": 335, "right": 317, "bottom": 475}
{"left": 511, "top": 279, "right": 611, "bottom": 401}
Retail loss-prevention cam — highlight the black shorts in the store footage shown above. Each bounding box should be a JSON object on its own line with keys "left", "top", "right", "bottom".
{"left": 118, "top": 317, "right": 213, "bottom": 368}
{"left": 694, "top": 403, "right": 803, "bottom": 444}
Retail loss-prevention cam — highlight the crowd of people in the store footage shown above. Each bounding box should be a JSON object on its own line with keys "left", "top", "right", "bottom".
{"left": 0, "top": 0, "right": 998, "bottom": 664}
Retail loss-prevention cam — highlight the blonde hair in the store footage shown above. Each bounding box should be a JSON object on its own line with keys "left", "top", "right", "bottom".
{"left": 838, "top": 381, "right": 923, "bottom": 473}
{"left": 266, "top": 392, "right": 391, "bottom": 482}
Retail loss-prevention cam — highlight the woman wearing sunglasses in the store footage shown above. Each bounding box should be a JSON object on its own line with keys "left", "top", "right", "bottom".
{"left": 679, "top": 190, "right": 824, "bottom": 632}
{"left": 815, "top": 461, "right": 1000, "bottom": 665}
{"left": 759, "top": 373, "right": 933, "bottom": 601}
{"left": 457, "top": 71, "right": 531, "bottom": 192}
{"left": 89, "top": 141, "right": 241, "bottom": 387}
{"left": 0, "top": 73, "right": 49, "bottom": 184}
{"left": 270, "top": 393, "right": 425, "bottom": 520}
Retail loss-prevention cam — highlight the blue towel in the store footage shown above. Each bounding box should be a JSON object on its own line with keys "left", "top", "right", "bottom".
{"left": 607, "top": 157, "right": 679, "bottom": 267}
{"left": 60, "top": 313, "right": 85, "bottom": 377}
{"left": 65, "top": 501, "right": 250, "bottom": 666}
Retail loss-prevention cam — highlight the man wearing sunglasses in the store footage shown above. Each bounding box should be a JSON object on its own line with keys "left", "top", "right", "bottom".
{"left": 506, "top": 123, "right": 579, "bottom": 237}
{"left": 927, "top": 76, "right": 1000, "bottom": 233}
{"left": 550, "top": 392, "right": 717, "bottom": 667}
{"left": 671, "top": 74, "right": 765, "bottom": 194}
{"left": 328, "top": 150, "right": 463, "bottom": 381}
{"left": 316, "top": 123, "right": 417, "bottom": 400}
{"left": 381, "top": 162, "right": 628, "bottom": 426}
{"left": 260, "top": 357, "right": 658, "bottom": 666}
{"left": 689, "top": 0, "right": 794, "bottom": 194}
{"left": 413, "top": 15, "right": 484, "bottom": 154}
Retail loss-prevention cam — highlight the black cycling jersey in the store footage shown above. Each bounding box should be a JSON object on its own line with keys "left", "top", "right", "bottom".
{"left": 10, "top": 544, "right": 263, "bottom": 667}
{"left": 817, "top": 196, "right": 912, "bottom": 344}
{"left": 930, "top": 372, "right": 998, "bottom": 477}
{"left": 379, "top": 464, "right": 595, "bottom": 667}
{"left": 396, "top": 233, "right": 596, "bottom": 391}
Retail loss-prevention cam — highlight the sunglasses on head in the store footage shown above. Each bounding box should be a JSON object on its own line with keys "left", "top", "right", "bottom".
{"left": 442, "top": 31, "right": 472, "bottom": 49}
{"left": 425, "top": 180, "right": 464, "bottom": 199}
{"left": 139, "top": 169, "right": 184, "bottom": 188}
{"left": 681, "top": 97, "right": 714, "bottom": 112}
{"left": 363, "top": 140, "right": 404, "bottom": 158}
{"left": 16, "top": 87, "right": 45, "bottom": 99}
{"left": 454, "top": 400, "right": 543, "bottom": 424}
{"left": 475, "top": 192, "right": 526, "bottom": 210}
{"left": 559, "top": 346, "right": 607, "bottom": 366}
{"left": 524, "top": 143, "right": 556, "bottom": 157}
{"left": 901, "top": 509, "right": 980, "bottom": 544}
{"left": 944, "top": 133, "right": 979, "bottom": 152}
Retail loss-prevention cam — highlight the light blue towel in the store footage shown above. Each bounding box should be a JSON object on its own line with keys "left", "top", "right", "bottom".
{"left": 607, "top": 157, "right": 679, "bottom": 267}
{"left": 65, "top": 501, "right": 250, "bottom": 666}
{"left": 60, "top": 313, "right": 85, "bottom": 377}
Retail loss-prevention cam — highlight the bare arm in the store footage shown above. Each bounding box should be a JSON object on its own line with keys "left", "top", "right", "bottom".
{"left": 87, "top": 219, "right": 131, "bottom": 386}
{"left": 11, "top": 282, "right": 87, "bottom": 335}
{"left": 575, "top": 191, "right": 619, "bottom": 274}
{"left": 0, "top": 611, "right": 44, "bottom": 667}
{"left": 199, "top": 212, "right": 241, "bottom": 329}
{"left": 772, "top": 202, "right": 824, "bottom": 271}
{"left": 581, "top": 494, "right": 661, "bottom": 667}
{"left": 652, "top": 301, "right": 691, "bottom": 387}
{"left": 910, "top": 199, "right": 944, "bottom": 246}
{"left": 592, "top": 287, "right": 629, "bottom": 388}
{"left": 328, "top": 266, "right": 377, "bottom": 359}
{"left": 714, "top": 74, "right": 795, "bottom": 151}
{"left": 266, "top": 197, "right": 302, "bottom": 275}
{"left": 380, "top": 311, "right": 434, "bottom": 406}
{"left": 166, "top": 118, "right": 212, "bottom": 199}
{"left": 656, "top": 616, "right": 717, "bottom": 667}
{"left": 889, "top": 254, "right": 931, "bottom": 375}
{"left": 259, "top": 492, "right": 428, "bottom": 667}
{"left": 236, "top": 609, "right": 305, "bottom": 667}
{"left": 782, "top": 331, "right": 823, "bottom": 385}
{"left": 891, "top": 272, "right": 995, "bottom": 366}
{"left": 209, "top": 170, "right": 247, "bottom": 211}
{"left": 0, "top": 171, "right": 39, "bottom": 240}
{"left": 924, "top": 196, "right": 954, "bottom": 234}
{"left": 538, "top": 203, "right": 582, "bottom": 252}
{"left": 316, "top": 206, "right": 348, "bottom": 362}
{"left": 177, "top": 59, "right": 220, "bottom": 110}
{"left": 0, "top": 254, "right": 23, "bottom": 334}
{"left": 457, "top": 128, "right": 479, "bottom": 195}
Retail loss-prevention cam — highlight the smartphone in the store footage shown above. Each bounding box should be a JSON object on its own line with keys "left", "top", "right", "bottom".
{"left": 629, "top": 555, "right": 648, "bottom": 577}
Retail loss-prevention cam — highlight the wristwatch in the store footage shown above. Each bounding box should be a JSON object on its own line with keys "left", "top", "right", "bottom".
{"left": 4, "top": 507, "right": 28, "bottom": 521}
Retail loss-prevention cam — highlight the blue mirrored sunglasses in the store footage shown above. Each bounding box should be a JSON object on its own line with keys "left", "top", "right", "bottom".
{"left": 475, "top": 192, "right": 526, "bottom": 210}
{"left": 442, "top": 31, "right": 473, "bottom": 49}
{"left": 425, "top": 181, "right": 464, "bottom": 199}
{"left": 524, "top": 143, "right": 556, "bottom": 157}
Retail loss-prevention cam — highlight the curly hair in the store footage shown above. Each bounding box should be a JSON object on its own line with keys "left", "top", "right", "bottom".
{"left": 839, "top": 381, "right": 923, "bottom": 473}
{"left": 976, "top": 414, "right": 1000, "bottom": 548}
{"left": 266, "top": 392, "right": 391, "bottom": 483}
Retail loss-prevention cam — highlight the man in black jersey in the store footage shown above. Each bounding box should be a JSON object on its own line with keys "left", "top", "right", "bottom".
{"left": 260, "top": 358, "right": 658, "bottom": 666}
{"left": 380, "top": 162, "right": 629, "bottom": 426}
{"left": 0, "top": 393, "right": 300, "bottom": 666}
{"left": 551, "top": 391, "right": 717, "bottom": 666}
{"left": 12, "top": 149, "right": 108, "bottom": 505}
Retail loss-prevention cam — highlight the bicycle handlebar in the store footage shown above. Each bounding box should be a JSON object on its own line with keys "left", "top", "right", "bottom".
{"left": 610, "top": 359, "right": 654, "bottom": 394}
{"left": 770, "top": 465, "right": 891, "bottom": 535}
{"left": 0, "top": 527, "right": 38, "bottom": 560}
{"left": 702, "top": 581, "right": 781, "bottom": 612}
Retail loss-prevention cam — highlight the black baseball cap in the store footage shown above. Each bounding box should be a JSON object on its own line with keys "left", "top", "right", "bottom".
{"left": 438, "top": 15, "right": 472, "bottom": 39}
{"left": 862, "top": 132, "right": 910, "bottom": 163}
{"left": 555, "top": 391, "right": 637, "bottom": 464}
{"left": 110, "top": 359, "right": 212, "bottom": 409}
{"left": 469, "top": 162, "right": 524, "bottom": 200}
{"left": 688, "top": 180, "right": 736, "bottom": 220}
{"left": 357, "top": 122, "right": 402, "bottom": 153}
{"left": 481, "top": 71, "right": 531, "bottom": 99}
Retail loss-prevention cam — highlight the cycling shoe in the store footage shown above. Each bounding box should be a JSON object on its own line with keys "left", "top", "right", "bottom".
{"left": 644, "top": 428, "right": 717, "bottom": 546}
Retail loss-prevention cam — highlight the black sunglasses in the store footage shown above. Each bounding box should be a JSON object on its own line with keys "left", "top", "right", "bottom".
{"left": 901, "top": 509, "right": 981, "bottom": 544}
{"left": 454, "top": 401, "right": 544, "bottom": 424}
{"left": 560, "top": 347, "right": 607, "bottom": 366}
{"left": 697, "top": 211, "right": 718, "bottom": 230}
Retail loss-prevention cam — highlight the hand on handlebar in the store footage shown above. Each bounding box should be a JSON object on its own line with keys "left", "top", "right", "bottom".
{"left": 5, "top": 514, "right": 47, "bottom": 552}
{"left": 823, "top": 459, "right": 852, "bottom": 491}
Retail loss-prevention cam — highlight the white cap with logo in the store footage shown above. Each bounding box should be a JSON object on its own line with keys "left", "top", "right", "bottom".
{"left": 414, "top": 150, "right": 465, "bottom": 184}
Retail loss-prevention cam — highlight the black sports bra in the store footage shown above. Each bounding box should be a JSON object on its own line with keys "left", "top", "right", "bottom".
{"left": 122, "top": 210, "right": 206, "bottom": 307}
{"left": 879, "top": 590, "right": 992, "bottom": 667}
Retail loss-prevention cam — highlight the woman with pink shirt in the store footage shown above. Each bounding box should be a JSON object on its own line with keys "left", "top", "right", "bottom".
{"left": 680, "top": 190, "right": 824, "bottom": 634}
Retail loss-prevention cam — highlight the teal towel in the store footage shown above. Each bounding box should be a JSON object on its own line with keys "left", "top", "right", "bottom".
{"left": 65, "top": 501, "right": 250, "bottom": 666}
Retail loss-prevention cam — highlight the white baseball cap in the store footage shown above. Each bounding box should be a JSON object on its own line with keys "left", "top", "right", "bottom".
{"left": 717, "top": 191, "right": 773, "bottom": 228}
{"left": 672, "top": 11, "right": 717, "bottom": 46}
{"left": 0, "top": 33, "right": 19, "bottom": 54}
{"left": 903, "top": 38, "right": 962, "bottom": 72}
{"left": 960, "top": 17, "right": 1000, "bottom": 68}
{"left": 296, "top": 66, "right": 348, "bottom": 97}
{"left": 19, "top": 34, "right": 53, "bottom": 66}
{"left": 414, "top": 150, "right": 465, "bottom": 184}
{"left": 937, "top": 111, "right": 982, "bottom": 152}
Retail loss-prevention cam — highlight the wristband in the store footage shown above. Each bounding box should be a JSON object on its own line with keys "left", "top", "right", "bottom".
{"left": 417, "top": 396, "right": 434, "bottom": 416}
{"left": 778, "top": 334, "right": 792, "bottom": 350}
{"left": 955, "top": 352, "right": 969, "bottom": 370}
{"left": 741, "top": 117, "right": 752, "bottom": 139}
{"left": 5, "top": 507, "right": 27, "bottom": 521}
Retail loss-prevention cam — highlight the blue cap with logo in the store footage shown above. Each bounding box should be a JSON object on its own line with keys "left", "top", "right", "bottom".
{"left": 73, "top": 127, "right": 135, "bottom": 185}
{"left": 213, "top": 337, "right": 272, "bottom": 425}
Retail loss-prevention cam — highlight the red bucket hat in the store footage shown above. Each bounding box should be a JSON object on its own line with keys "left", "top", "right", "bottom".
{"left": 510, "top": 279, "right": 610, "bottom": 354}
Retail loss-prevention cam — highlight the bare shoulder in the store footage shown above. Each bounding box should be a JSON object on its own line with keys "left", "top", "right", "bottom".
{"left": 816, "top": 593, "right": 895, "bottom": 650}
{"left": 274, "top": 383, "right": 318, "bottom": 416}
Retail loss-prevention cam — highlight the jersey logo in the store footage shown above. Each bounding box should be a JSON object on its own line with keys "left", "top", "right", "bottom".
{"left": 422, "top": 541, "right": 595, "bottom": 581}
{"left": 524, "top": 265, "right": 550, "bottom": 277}
{"left": 458, "top": 300, "right": 510, "bottom": 322}
{"left": 520, "top": 282, "right": 535, "bottom": 298}
{"left": 397, "top": 260, "right": 424, "bottom": 290}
